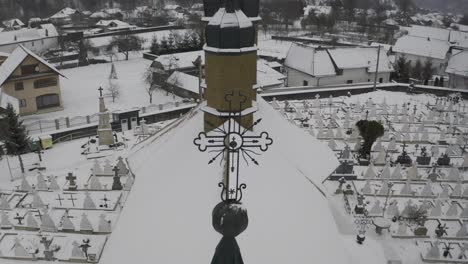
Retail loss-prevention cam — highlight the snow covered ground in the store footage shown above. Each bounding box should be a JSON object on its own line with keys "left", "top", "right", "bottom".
{"left": 21, "top": 58, "right": 182, "bottom": 122}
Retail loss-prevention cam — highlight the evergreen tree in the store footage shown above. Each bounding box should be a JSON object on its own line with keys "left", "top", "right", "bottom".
{"left": 411, "top": 59, "right": 422, "bottom": 80}
{"left": 395, "top": 56, "right": 410, "bottom": 83}
{"left": 190, "top": 32, "right": 201, "bottom": 49}
{"left": 2, "top": 103, "right": 29, "bottom": 173}
{"left": 167, "top": 32, "right": 176, "bottom": 52}
{"left": 150, "top": 35, "right": 160, "bottom": 55}
{"left": 78, "top": 40, "right": 89, "bottom": 67}
{"left": 439, "top": 76, "right": 444, "bottom": 87}
{"left": 181, "top": 32, "right": 192, "bottom": 52}
{"left": 160, "top": 36, "right": 169, "bottom": 55}
{"left": 422, "top": 59, "right": 435, "bottom": 85}
{"left": 434, "top": 77, "right": 439, "bottom": 86}
{"left": 356, "top": 120, "right": 384, "bottom": 159}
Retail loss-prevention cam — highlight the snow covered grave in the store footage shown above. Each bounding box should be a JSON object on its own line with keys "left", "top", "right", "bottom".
{"left": 273, "top": 90, "right": 468, "bottom": 263}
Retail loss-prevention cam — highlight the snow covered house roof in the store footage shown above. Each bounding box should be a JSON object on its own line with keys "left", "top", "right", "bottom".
{"left": 50, "top": 7, "right": 80, "bottom": 19}
{"left": 407, "top": 25, "right": 450, "bottom": 41}
{"left": 2, "top": 18, "right": 24, "bottom": 29}
{"left": 452, "top": 23, "right": 468, "bottom": 32}
{"left": 393, "top": 35, "right": 450, "bottom": 60}
{"left": 96, "top": 20, "right": 135, "bottom": 30}
{"left": 166, "top": 71, "right": 200, "bottom": 94}
{"left": 303, "top": 5, "right": 332, "bottom": 16}
{"left": 257, "top": 60, "right": 286, "bottom": 89}
{"left": 90, "top": 11, "right": 111, "bottom": 19}
{"left": 327, "top": 47, "right": 393, "bottom": 73}
{"left": 0, "top": 45, "right": 64, "bottom": 87}
{"left": 449, "top": 30, "right": 468, "bottom": 48}
{"left": 100, "top": 99, "right": 355, "bottom": 264}
{"left": 284, "top": 43, "right": 336, "bottom": 77}
{"left": 152, "top": 50, "right": 204, "bottom": 71}
{"left": 0, "top": 24, "right": 58, "bottom": 46}
{"left": 446, "top": 50, "right": 468, "bottom": 77}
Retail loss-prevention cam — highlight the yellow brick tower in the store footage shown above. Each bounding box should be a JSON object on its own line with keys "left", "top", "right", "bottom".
{"left": 202, "top": 0, "right": 261, "bottom": 132}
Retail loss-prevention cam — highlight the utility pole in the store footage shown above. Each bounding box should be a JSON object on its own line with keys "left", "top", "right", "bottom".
{"left": 373, "top": 45, "right": 381, "bottom": 91}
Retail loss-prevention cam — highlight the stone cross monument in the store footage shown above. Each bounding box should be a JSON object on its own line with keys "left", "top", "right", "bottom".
{"left": 97, "top": 86, "right": 115, "bottom": 146}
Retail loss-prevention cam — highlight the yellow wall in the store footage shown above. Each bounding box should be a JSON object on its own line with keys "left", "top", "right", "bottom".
{"left": 1, "top": 55, "right": 62, "bottom": 115}
{"left": 205, "top": 51, "right": 257, "bottom": 112}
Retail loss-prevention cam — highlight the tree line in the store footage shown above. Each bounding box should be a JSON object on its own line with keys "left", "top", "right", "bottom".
{"left": 393, "top": 56, "right": 442, "bottom": 86}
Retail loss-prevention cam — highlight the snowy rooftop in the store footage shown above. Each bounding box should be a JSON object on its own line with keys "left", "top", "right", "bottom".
{"left": 166, "top": 71, "right": 199, "bottom": 94}
{"left": 2, "top": 18, "right": 24, "bottom": 28}
{"left": 50, "top": 7, "right": 79, "bottom": 19}
{"left": 96, "top": 20, "right": 131, "bottom": 28}
{"left": 303, "top": 5, "right": 332, "bottom": 16}
{"left": 0, "top": 24, "right": 58, "bottom": 46}
{"left": 0, "top": 86, "right": 18, "bottom": 111}
{"left": 0, "top": 45, "right": 63, "bottom": 87}
{"left": 446, "top": 50, "right": 468, "bottom": 77}
{"left": 328, "top": 47, "right": 393, "bottom": 73}
{"left": 100, "top": 99, "right": 357, "bottom": 264}
{"left": 393, "top": 35, "right": 450, "bottom": 60}
{"left": 152, "top": 50, "right": 204, "bottom": 71}
{"left": 284, "top": 43, "right": 335, "bottom": 77}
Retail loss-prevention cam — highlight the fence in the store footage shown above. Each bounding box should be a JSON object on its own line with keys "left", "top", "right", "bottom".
{"left": 22, "top": 100, "right": 192, "bottom": 136}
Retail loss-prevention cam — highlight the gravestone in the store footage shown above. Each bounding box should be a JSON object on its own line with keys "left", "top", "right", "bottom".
{"left": 48, "top": 176, "right": 60, "bottom": 191}
{"left": 98, "top": 214, "right": 111, "bottom": 233}
{"left": 391, "top": 163, "right": 403, "bottom": 179}
{"left": 426, "top": 242, "right": 441, "bottom": 259}
{"left": 420, "top": 181, "right": 434, "bottom": 196}
{"left": 378, "top": 181, "right": 389, "bottom": 195}
{"left": 20, "top": 177, "right": 32, "bottom": 192}
{"left": 373, "top": 139, "right": 383, "bottom": 152}
{"left": 124, "top": 176, "right": 134, "bottom": 191}
{"left": 25, "top": 211, "right": 39, "bottom": 229}
{"left": 341, "top": 145, "right": 351, "bottom": 160}
{"left": 92, "top": 159, "right": 103, "bottom": 175}
{"left": 14, "top": 237, "right": 29, "bottom": 257}
{"left": 71, "top": 241, "right": 86, "bottom": 260}
{"left": 83, "top": 192, "right": 96, "bottom": 209}
{"left": 328, "top": 139, "right": 337, "bottom": 150}
{"left": 374, "top": 149, "right": 387, "bottom": 165}
{"left": 448, "top": 167, "right": 460, "bottom": 181}
{"left": 369, "top": 200, "right": 383, "bottom": 215}
{"left": 400, "top": 180, "right": 413, "bottom": 195}
{"left": 88, "top": 173, "right": 102, "bottom": 190}
{"left": 396, "top": 143, "right": 412, "bottom": 166}
{"left": 381, "top": 163, "right": 391, "bottom": 179}
{"left": 428, "top": 166, "right": 440, "bottom": 182}
{"left": 36, "top": 173, "right": 48, "bottom": 191}
{"left": 116, "top": 157, "right": 129, "bottom": 176}
{"left": 40, "top": 210, "right": 57, "bottom": 232}
{"left": 386, "top": 200, "right": 399, "bottom": 217}
{"left": 112, "top": 167, "right": 123, "bottom": 190}
{"left": 439, "top": 185, "right": 450, "bottom": 199}
{"left": 397, "top": 221, "right": 408, "bottom": 236}
{"left": 103, "top": 160, "right": 113, "bottom": 176}
{"left": 80, "top": 213, "right": 93, "bottom": 232}
{"left": 0, "top": 211, "right": 12, "bottom": 228}
{"left": 437, "top": 154, "right": 450, "bottom": 166}
{"left": 354, "top": 193, "right": 366, "bottom": 214}
{"left": 32, "top": 191, "right": 45, "bottom": 208}
{"left": 451, "top": 182, "right": 463, "bottom": 198}
{"left": 364, "top": 164, "right": 377, "bottom": 179}
{"left": 430, "top": 201, "right": 442, "bottom": 217}
{"left": 416, "top": 147, "right": 431, "bottom": 165}
{"left": 461, "top": 203, "right": 468, "bottom": 218}
{"left": 0, "top": 195, "right": 10, "bottom": 210}
{"left": 456, "top": 222, "right": 467, "bottom": 237}
{"left": 61, "top": 211, "right": 75, "bottom": 231}
{"left": 446, "top": 202, "right": 458, "bottom": 217}
{"left": 406, "top": 163, "right": 418, "bottom": 180}
{"left": 362, "top": 181, "right": 372, "bottom": 194}
{"left": 66, "top": 172, "right": 77, "bottom": 191}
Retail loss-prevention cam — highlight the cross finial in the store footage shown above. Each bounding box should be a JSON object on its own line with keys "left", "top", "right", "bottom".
{"left": 98, "top": 86, "right": 104, "bottom": 97}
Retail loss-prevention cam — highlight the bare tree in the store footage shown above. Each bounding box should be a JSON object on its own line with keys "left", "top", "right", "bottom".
{"left": 107, "top": 80, "right": 121, "bottom": 103}
{"left": 143, "top": 67, "right": 162, "bottom": 104}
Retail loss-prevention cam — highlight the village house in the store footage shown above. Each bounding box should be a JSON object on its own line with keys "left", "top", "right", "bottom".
{"left": 0, "top": 52, "right": 8, "bottom": 65}
{"left": 49, "top": 7, "right": 83, "bottom": 25}
{"left": 445, "top": 50, "right": 468, "bottom": 89}
{"left": 152, "top": 51, "right": 286, "bottom": 92}
{"left": 165, "top": 71, "right": 201, "bottom": 100}
{"left": 0, "top": 45, "right": 64, "bottom": 115}
{"left": 2, "top": 19, "right": 25, "bottom": 31}
{"left": 392, "top": 35, "right": 451, "bottom": 76}
{"left": 0, "top": 24, "right": 59, "bottom": 55}
{"left": 96, "top": 20, "right": 137, "bottom": 32}
{"left": 284, "top": 43, "right": 393, "bottom": 87}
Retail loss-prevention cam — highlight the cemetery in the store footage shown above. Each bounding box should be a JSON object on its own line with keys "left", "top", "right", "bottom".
{"left": 273, "top": 90, "right": 468, "bottom": 263}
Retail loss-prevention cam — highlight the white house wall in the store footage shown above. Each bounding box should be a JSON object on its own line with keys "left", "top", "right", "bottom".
{"left": 395, "top": 52, "right": 447, "bottom": 76}
{"left": 448, "top": 73, "right": 468, "bottom": 89}
{"left": 285, "top": 67, "right": 391, "bottom": 87}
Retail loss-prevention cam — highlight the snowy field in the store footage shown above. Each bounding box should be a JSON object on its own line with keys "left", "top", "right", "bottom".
{"left": 21, "top": 57, "right": 182, "bottom": 123}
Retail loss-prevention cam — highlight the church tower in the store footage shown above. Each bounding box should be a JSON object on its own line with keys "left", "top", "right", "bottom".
{"left": 202, "top": 0, "right": 260, "bottom": 132}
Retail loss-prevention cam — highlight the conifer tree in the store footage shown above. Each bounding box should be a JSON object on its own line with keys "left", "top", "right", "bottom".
{"left": 150, "top": 35, "right": 160, "bottom": 55}
{"left": 422, "top": 59, "right": 435, "bottom": 85}
{"left": 3, "top": 103, "right": 29, "bottom": 173}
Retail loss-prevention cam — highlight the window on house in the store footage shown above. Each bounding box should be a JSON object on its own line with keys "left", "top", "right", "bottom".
{"left": 21, "top": 64, "right": 39, "bottom": 75}
{"left": 34, "top": 77, "right": 57, "bottom": 89}
{"left": 303, "top": 80, "right": 308, "bottom": 86}
{"left": 368, "top": 79, "right": 371, "bottom": 82}
{"left": 41, "top": 39, "right": 44, "bottom": 45}
{"left": 36, "top": 94, "right": 60, "bottom": 109}
{"left": 379, "top": 78, "right": 383, "bottom": 83}
{"left": 14, "top": 82, "right": 24, "bottom": 91}
{"left": 19, "top": 99, "right": 27, "bottom": 108}
{"left": 346, "top": 80, "right": 353, "bottom": 84}
{"left": 31, "top": 41, "right": 35, "bottom": 47}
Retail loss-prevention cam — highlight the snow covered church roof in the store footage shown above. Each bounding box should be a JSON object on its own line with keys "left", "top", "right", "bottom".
{"left": 100, "top": 99, "right": 354, "bottom": 264}
{"left": 0, "top": 45, "right": 64, "bottom": 87}
{"left": 327, "top": 47, "right": 393, "bottom": 73}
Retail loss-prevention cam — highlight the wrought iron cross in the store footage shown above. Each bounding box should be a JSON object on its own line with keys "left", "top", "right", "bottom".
{"left": 194, "top": 91, "right": 273, "bottom": 202}
{"left": 98, "top": 86, "right": 104, "bottom": 97}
